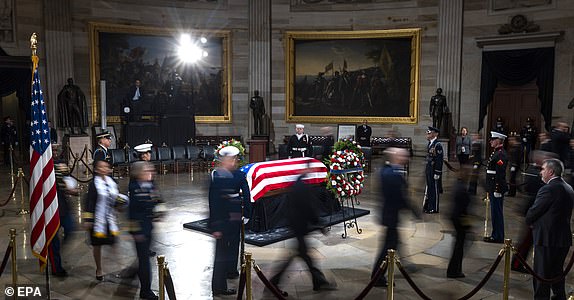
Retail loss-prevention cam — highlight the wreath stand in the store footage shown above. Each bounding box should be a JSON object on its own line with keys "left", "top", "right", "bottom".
{"left": 329, "top": 167, "right": 364, "bottom": 239}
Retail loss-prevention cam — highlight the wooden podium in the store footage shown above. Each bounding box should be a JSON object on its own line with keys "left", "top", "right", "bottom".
{"left": 247, "top": 137, "right": 268, "bottom": 163}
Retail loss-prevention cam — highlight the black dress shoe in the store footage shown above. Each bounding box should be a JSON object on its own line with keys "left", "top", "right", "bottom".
{"left": 227, "top": 271, "right": 240, "bottom": 279}
{"left": 483, "top": 237, "right": 503, "bottom": 243}
{"left": 95, "top": 275, "right": 104, "bottom": 281}
{"left": 140, "top": 291, "right": 158, "bottom": 300}
{"left": 447, "top": 272, "right": 465, "bottom": 278}
{"left": 213, "top": 289, "right": 236, "bottom": 296}
{"left": 52, "top": 270, "right": 68, "bottom": 277}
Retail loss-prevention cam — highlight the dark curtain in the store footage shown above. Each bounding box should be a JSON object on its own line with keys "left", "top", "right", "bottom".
{"left": 0, "top": 47, "right": 32, "bottom": 118}
{"left": 479, "top": 47, "right": 555, "bottom": 131}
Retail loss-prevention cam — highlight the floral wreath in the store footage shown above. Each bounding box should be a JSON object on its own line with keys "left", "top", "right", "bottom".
{"left": 325, "top": 139, "right": 365, "bottom": 197}
{"left": 213, "top": 139, "right": 247, "bottom": 167}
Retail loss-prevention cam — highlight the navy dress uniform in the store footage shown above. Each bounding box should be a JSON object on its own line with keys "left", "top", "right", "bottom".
{"left": 484, "top": 131, "right": 508, "bottom": 243}
{"left": 93, "top": 130, "right": 112, "bottom": 164}
{"left": 287, "top": 124, "right": 311, "bottom": 158}
{"left": 209, "top": 146, "right": 252, "bottom": 296}
{"left": 423, "top": 126, "right": 443, "bottom": 213}
{"left": 128, "top": 163, "right": 160, "bottom": 300}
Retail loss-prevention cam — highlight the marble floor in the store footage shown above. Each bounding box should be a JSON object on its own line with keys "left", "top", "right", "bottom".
{"left": 0, "top": 156, "right": 573, "bottom": 300}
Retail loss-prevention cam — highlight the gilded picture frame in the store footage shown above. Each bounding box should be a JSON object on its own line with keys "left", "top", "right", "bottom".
{"left": 89, "top": 22, "right": 232, "bottom": 124}
{"left": 285, "top": 28, "right": 421, "bottom": 124}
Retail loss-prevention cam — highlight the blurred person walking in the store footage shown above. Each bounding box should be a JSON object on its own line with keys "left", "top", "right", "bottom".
{"left": 446, "top": 166, "right": 472, "bottom": 278}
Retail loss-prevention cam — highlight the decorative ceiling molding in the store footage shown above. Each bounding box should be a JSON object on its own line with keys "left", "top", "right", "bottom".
{"left": 475, "top": 31, "right": 563, "bottom": 51}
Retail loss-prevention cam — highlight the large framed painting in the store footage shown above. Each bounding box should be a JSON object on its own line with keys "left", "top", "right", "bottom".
{"left": 89, "top": 22, "right": 232, "bottom": 124}
{"left": 285, "top": 29, "right": 421, "bottom": 124}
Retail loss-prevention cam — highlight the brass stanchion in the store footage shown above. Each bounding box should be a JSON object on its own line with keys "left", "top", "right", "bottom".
{"left": 502, "top": 239, "right": 512, "bottom": 300}
{"left": 483, "top": 193, "right": 490, "bottom": 238}
{"left": 9, "top": 228, "right": 17, "bottom": 287}
{"left": 387, "top": 249, "right": 395, "bottom": 300}
{"left": 83, "top": 144, "right": 90, "bottom": 177}
{"left": 9, "top": 145, "right": 15, "bottom": 202}
{"left": 157, "top": 255, "right": 166, "bottom": 300}
{"left": 17, "top": 168, "right": 28, "bottom": 215}
{"left": 245, "top": 252, "right": 253, "bottom": 300}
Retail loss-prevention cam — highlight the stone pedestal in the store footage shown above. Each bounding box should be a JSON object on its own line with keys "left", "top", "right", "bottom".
{"left": 63, "top": 134, "right": 92, "bottom": 166}
{"left": 248, "top": 138, "right": 268, "bottom": 163}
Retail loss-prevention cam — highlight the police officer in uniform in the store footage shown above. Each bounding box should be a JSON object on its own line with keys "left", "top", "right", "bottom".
{"left": 520, "top": 117, "right": 537, "bottom": 163}
{"left": 423, "top": 126, "right": 443, "bottom": 213}
{"left": 287, "top": 124, "right": 311, "bottom": 158}
{"left": 209, "top": 146, "right": 252, "bottom": 296}
{"left": 356, "top": 119, "right": 372, "bottom": 147}
{"left": 93, "top": 130, "right": 112, "bottom": 164}
{"left": 484, "top": 131, "right": 508, "bottom": 243}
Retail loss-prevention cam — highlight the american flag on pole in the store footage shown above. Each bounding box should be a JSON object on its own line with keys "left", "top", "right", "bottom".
{"left": 240, "top": 157, "right": 327, "bottom": 202}
{"left": 29, "top": 54, "right": 59, "bottom": 270}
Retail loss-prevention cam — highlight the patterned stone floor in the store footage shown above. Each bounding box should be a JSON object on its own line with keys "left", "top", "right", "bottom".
{"left": 0, "top": 156, "right": 572, "bottom": 299}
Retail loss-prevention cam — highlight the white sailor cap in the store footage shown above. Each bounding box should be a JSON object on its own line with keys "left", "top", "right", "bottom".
{"left": 295, "top": 124, "right": 304, "bottom": 129}
{"left": 219, "top": 146, "right": 240, "bottom": 157}
{"left": 490, "top": 131, "right": 507, "bottom": 140}
{"left": 134, "top": 143, "right": 153, "bottom": 153}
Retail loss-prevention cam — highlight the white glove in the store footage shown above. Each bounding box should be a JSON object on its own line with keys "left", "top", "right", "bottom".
{"left": 243, "top": 218, "right": 250, "bottom": 225}
{"left": 473, "top": 165, "right": 478, "bottom": 169}
{"left": 433, "top": 174, "right": 440, "bottom": 180}
{"left": 510, "top": 166, "right": 516, "bottom": 172}
{"left": 522, "top": 138, "right": 527, "bottom": 142}
{"left": 493, "top": 192, "right": 502, "bottom": 198}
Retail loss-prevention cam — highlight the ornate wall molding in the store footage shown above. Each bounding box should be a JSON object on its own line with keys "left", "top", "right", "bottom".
{"left": 0, "top": 0, "right": 15, "bottom": 44}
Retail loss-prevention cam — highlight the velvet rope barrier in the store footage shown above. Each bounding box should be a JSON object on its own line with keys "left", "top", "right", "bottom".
{"left": 252, "top": 263, "right": 288, "bottom": 299}
{"left": 68, "top": 173, "right": 93, "bottom": 184}
{"left": 236, "top": 265, "right": 246, "bottom": 300}
{"left": 393, "top": 248, "right": 506, "bottom": 300}
{"left": 354, "top": 260, "right": 388, "bottom": 300}
{"left": 512, "top": 246, "right": 574, "bottom": 284}
{"left": 0, "top": 176, "right": 20, "bottom": 207}
{"left": 0, "top": 244, "right": 12, "bottom": 277}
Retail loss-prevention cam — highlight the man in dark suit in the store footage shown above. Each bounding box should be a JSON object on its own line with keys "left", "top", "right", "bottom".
{"left": 423, "top": 126, "right": 443, "bottom": 213}
{"left": 356, "top": 119, "right": 372, "bottom": 147}
{"left": 484, "top": 131, "right": 508, "bottom": 244}
{"left": 372, "top": 148, "right": 413, "bottom": 287}
{"left": 551, "top": 122, "right": 570, "bottom": 165}
{"left": 526, "top": 158, "right": 573, "bottom": 300}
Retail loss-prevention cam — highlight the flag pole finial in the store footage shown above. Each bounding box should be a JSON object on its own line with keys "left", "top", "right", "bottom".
{"left": 30, "top": 33, "right": 38, "bottom": 56}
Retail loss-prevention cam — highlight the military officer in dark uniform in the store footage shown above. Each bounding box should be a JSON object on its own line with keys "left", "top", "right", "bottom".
{"left": 494, "top": 117, "right": 507, "bottom": 135}
{"left": 484, "top": 131, "right": 508, "bottom": 243}
{"left": 128, "top": 161, "right": 160, "bottom": 300}
{"left": 468, "top": 133, "right": 483, "bottom": 195}
{"left": 356, "top": 119, "right": 372, "bottom": 147}
{"left": 423, "top": 126, "right": 443, "bottom": 213}
{"left": 520, "top": 117, "right": 537, "bottom": 163}
{"left": 287, "top": 124, "right": 311, "bottom": 158}
{"left": 209, "top": 146, "right": 252, "bottom": 296}
{"left": 507, "top": 135, "right": 522, "bottom": 197}
{"left": 93, "top": 130, "right": 112, "bottom": 164}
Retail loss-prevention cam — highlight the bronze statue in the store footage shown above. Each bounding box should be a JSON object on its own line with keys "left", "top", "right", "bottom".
{"left": 249, "top": 90, "right": 265, "bottom": 135}
{"left": 429, "top": 88, "right": 447, "bottom": 129}
{"left": 57, "top": 78, "right": 88, "bottom": 135}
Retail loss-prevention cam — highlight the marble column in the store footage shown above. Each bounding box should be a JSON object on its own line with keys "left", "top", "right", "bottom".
{"left": 436, "top": 0, "right": 463, "bottom": 130}
{"left": 44, "top": 0, "right": 75, "bottom": 126}
{"left": 248, "top": 0, "right": 271, "bottom": 137}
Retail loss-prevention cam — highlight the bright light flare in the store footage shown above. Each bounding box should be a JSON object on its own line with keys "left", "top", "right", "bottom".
{"left": 178, "top": 34, "right": 208, "bottom": 63}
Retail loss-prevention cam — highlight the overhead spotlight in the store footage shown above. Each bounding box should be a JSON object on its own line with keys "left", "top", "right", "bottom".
{"left": 178, "top": 33, "right": 209, "bottom": 64}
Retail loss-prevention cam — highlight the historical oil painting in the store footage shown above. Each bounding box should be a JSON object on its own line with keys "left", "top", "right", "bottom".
{"left": 89, "top": 23, "right": 231, "bottom": 123}
{"left": 285, "top": 29, "right": 420, "bottom": 124}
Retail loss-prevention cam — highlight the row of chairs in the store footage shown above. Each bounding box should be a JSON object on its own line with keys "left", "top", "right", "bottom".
{"left": 278, "top": 144, "right": 373, "bottom": 172}
{"left": 109, "top": 145, "right": 216, "bottom": 176}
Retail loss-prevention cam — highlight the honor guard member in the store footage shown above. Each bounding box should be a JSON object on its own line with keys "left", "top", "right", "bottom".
{"left": 287, "top": 124, "right": 311, "bottom": 158}
{"left": 134, "top": 143, "right": 153, "bottom": 161}
{"left": 208, "top": 146, "right": 252, "bottom": 296}
{"left": 484, "top": 131, "right": 508, "bottom": 243}
{"left": 520, "top": 117, "right": 537, "bottom": 162}
{"left": 356, "top": 119, "right": 372, "bottom": 147}
{"left": 423, "top": 126, "right": 443, "bottom": 213}
{"left": 93, "top": 130, "right": 112, "bottom": 164}
{"left": 507, "top": 136, "right": 521, "bottom": 197}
